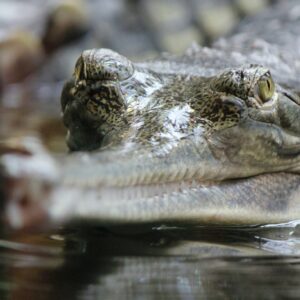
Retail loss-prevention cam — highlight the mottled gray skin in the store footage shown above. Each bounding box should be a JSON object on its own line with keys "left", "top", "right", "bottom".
{"left": 54, "top": 36, "right": 300, "bottom": 226}
{"left": 2, "top": 0, "right": 300, "bottom": 228}
{"left": 61, "top": 46, "right": 300, "bottom": 184}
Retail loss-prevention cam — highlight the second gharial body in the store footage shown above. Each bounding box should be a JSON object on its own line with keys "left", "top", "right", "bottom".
{"left": 3, "top": 43, "right": 300, "bottom": 229}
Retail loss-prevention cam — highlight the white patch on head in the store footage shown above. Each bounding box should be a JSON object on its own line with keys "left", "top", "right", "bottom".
{"left": 166, "top": 104, "right": 194, "bottom": 130}
{"left": 149, "top": 104, "right": 194, "bottom": 155}
{"left": 121, "top": 69, "right": 164, "bottom": 110}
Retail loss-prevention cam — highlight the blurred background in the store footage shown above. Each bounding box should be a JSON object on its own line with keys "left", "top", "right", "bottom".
{"left": 0, "top": 0, "right": 278, "bottom": 93}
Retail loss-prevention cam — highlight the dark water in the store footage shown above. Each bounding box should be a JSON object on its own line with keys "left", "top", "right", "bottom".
{"left": 1, "top": 97, "right": 300, "bottom": 299}
{"left": 1, "top": 222, "right": 300, "bottom": 300}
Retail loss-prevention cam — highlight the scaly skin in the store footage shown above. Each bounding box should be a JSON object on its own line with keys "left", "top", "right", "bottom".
{"left": 61, "top": 49, "right": 300, "bottom": 187}
{"left": 2, "top": 45, "right": 300, "bottom": 228}
{"left": 49, "top": 172, "right": 300, "bottom": 226}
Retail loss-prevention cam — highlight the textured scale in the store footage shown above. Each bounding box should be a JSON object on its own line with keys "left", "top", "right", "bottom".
{"left": 2, "top": 0, "right": 300, "bottom": 232}
{"left": 47, "top": 41, "right": 300, "bottom": 227}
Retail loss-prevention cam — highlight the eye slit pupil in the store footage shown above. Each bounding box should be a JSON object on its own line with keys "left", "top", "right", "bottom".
{"left": 267, "top": 79, "right": 271, "bottom": 90}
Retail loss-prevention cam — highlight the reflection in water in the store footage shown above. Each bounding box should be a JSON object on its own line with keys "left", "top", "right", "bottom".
{"left": 1, "top": 96, "right": 300, "bottom": 299}
{"left": 0, "top": 222, "right": 300, "bottom": 300}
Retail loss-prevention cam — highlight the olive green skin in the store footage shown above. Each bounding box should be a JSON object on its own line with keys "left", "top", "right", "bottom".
{"left": 62, "top": 49, "right": 265, "bottom": 152}
{"left": 61, "top": 48, "right": 300, "bottom": 185}
{"left": 3, "top": 44, "right": 300, "bottom": 228}
{"left": 52, "top": 45, "right": 300, "bottom": 226}
{"left": 2, "top": 1, "right": 300, "bottom": 229}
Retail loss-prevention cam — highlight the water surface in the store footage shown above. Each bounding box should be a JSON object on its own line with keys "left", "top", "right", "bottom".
{"left": 0, "top": 222, "right": 300, "bottom": 300}
{"left": 1, "top": 94, "right": 300, "bottom": 300}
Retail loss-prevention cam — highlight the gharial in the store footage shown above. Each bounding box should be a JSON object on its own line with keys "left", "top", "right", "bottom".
{"left": 1, "top": 45, "right": 300, "bottom": 229}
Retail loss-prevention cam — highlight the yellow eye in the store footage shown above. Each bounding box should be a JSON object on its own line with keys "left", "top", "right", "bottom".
{"left": 257, "top": 76, "right": 275, "bottom": 102}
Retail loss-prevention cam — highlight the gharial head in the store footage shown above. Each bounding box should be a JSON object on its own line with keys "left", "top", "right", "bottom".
{"left": 61, "top": 48, "right": 300, "bottom": 178}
